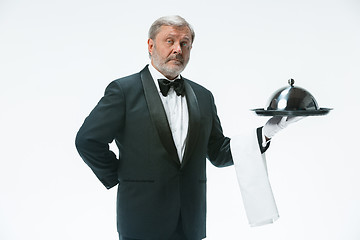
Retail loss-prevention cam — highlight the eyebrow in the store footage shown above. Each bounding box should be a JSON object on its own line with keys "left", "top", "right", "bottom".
{"left": 166, "top": 34, "right": 191, "bottom": 41}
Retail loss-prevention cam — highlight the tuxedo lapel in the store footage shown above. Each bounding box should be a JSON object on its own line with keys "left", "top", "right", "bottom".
{"left": 140, "top": 66, "right": 201, "bottom": 168}
{"left": 140, "top": 66, "right": 180, "bottom": 167}
{"left": 181, "top": 79, "right": 201, "bottom": 168}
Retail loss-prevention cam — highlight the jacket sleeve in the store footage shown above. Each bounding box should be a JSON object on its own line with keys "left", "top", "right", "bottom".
{"left": 206, "top": 92, "right": 234, "bottom": 167}
{"left": 75, "top": 80, "right": 125, "bottom": 189}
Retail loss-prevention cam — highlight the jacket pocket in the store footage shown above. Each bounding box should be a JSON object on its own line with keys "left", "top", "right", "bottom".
{"left": 122, "top": 179, "right": 155, "bottom": 183}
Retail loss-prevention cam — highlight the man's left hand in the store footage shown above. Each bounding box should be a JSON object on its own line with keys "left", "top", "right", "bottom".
{"left": 263, "top": 116, "right": 304, "bottom": 140}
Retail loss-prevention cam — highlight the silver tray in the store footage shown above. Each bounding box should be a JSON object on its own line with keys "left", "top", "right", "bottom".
{"left": 252, "top": 108, "right": 332, "bottom": 116}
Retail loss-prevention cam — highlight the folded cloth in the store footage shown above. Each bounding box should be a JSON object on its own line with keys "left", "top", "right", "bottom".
{"left": 231, "top": 129, "right": 279, "bottom": 227}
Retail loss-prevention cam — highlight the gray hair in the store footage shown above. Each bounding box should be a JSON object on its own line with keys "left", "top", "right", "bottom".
{"left": 148, "top": 15, "right": 195, "bottom": 43}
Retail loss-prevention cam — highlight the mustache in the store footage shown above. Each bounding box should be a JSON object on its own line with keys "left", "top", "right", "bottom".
{"left": 166, "top": 55, "right": 184, "bottom": 63}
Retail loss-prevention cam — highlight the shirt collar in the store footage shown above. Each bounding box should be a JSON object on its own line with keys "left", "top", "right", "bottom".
{"left": 148, "top": 63, "right": 181, "bottom": 93}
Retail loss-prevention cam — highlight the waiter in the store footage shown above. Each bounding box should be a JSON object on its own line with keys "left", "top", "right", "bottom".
{"left": 75, "top": 15, "right": 296, "bottom": 240}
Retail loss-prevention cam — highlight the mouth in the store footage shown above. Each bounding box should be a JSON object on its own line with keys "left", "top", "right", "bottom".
{"left": 169, "top": 59, "right": 183, "bottom": 64}
{"left": 166, "top": 56, "right": 184, "bottom": 65}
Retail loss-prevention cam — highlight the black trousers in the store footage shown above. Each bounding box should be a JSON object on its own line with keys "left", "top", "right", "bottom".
{"left": 118, "top": 214, "right": 199, "bottom": 240}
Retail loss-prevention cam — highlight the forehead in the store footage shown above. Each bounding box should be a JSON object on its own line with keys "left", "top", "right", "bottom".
{"left": 156, "top": 25, "right": 192, "bottom": 41}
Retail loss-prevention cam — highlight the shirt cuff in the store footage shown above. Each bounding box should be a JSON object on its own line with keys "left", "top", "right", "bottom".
{"left": 257, "top": 127, "right": 270, "bottom": 153}
{"left": 262, "top": 131, "right": 271, "bottom": 148}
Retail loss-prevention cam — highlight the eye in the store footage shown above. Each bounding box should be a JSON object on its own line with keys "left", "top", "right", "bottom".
{"left": 166, "top": 39, "right": 174, "bottom": 44}
{"left": 181, "top": 41, "right": 191, "bottom": 48}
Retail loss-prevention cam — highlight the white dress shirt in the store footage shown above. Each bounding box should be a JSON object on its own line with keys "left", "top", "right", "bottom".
{"left": 148, "top": 64, "right": 189, "bottom": 162}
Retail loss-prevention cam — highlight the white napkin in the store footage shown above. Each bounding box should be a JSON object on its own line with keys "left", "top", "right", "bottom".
{"left": 231, "top": 129, "right": 279, "bottom": 227}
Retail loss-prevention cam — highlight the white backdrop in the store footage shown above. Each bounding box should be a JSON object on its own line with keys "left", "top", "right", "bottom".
{"left": 1, "top": 0, "right": 359, "bottom": 239}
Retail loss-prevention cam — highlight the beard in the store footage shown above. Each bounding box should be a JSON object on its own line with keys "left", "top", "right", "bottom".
{"left": 151, "top": 46, "right": 189, "bottom": 79}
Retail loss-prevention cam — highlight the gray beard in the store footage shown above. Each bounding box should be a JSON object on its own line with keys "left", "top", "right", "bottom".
{"left": 151, "top": 50, "right": 188, "bottom": 79}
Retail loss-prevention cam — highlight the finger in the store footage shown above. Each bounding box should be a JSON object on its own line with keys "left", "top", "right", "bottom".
{"left": 278, "top": 116, "right": 288, "bottom": 129}
{"left": 286, "top": 116, "right": 305, "bottom": 124}
{"left": 267, "top": 116, "right": 282, "bottom": 125}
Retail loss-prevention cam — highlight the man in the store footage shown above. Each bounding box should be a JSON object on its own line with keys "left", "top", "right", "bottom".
{"left": 76, "top": 15, "right": 295, "bottom": 240}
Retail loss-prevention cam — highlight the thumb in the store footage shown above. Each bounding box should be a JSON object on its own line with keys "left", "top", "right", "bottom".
{"left": 286, "top": 116, "right": 305, "bottom": 124}
{"left": 278, "top": 116, "right": 288, "bottom": 129}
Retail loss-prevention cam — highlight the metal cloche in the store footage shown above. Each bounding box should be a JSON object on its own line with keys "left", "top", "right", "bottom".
{"left": 252, "top": 79, "right": 332, "bottom": 116}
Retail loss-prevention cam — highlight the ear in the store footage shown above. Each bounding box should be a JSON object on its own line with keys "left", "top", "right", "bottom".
{"left": 148, "top": 38, "right": 154, "bottom": 56}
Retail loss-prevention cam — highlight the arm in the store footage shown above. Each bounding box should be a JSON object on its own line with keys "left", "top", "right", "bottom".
{"left": 75, "top": 81, "right": 125, "bottom": 189}
{"left": 206, "top": 92, "right": 233, "bottom": 167}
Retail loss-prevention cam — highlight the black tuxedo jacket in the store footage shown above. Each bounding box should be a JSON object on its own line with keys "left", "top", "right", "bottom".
{"left": 75, "top": 65, "right": 233, "bottom": 239}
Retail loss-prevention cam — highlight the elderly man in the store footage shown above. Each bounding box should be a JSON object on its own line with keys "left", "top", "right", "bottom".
{"left": 76, "top": 15, "right": 294, "bottom": 240}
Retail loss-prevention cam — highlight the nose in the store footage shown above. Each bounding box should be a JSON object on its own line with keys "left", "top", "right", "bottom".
{"left": 172, "top": 42, "right": 182, "bottom": 54}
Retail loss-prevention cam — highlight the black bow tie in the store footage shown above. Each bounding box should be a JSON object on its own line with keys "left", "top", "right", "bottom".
{"left": 157, "top": 78, "right": 185, "bottom": 97}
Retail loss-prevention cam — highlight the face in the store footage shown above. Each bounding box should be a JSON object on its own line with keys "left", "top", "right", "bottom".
{"left": 148, "top": 25, "right": 192, "bottom": 80}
